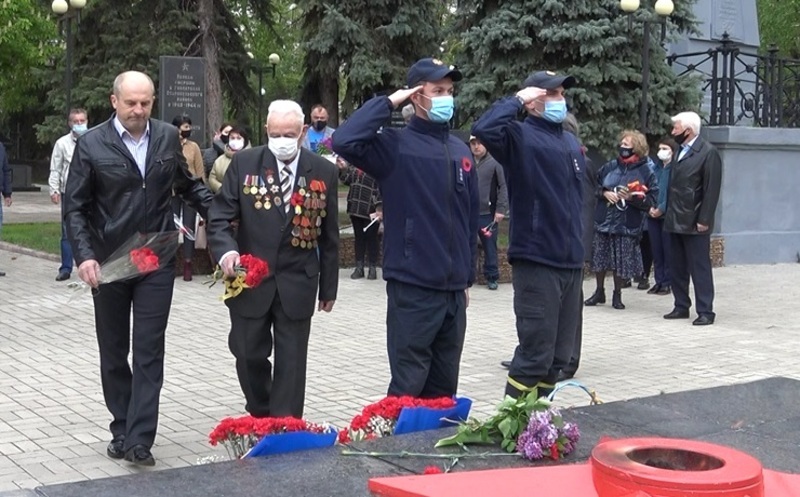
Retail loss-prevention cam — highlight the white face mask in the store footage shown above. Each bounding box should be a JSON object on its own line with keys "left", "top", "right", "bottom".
{"left": 228, "top": 138, "right": 245, "bottom": 151}
{"left": 268, "top": 136, "right": 299, "bottom": 161}
{"left": 657, "top": 149, "right": 672, "bottom": 162}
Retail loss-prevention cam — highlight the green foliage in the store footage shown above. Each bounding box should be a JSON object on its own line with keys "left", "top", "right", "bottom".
{"left": 453, "top": 0, "right": 703, "bottom": 156}
{"left": 435, "top": 391, "right": 546, "bottom": 452}
{"left": 0, "top": 0, "right": 58, "bottom": 114}
{"left": 0, "top": 222, "right": 61, "bottom": 255}
{"left": 298, "top": 0, "right": 446, "bottom": 122}
{"left": 757, "top": 0, "right": 800, "bottom": 57}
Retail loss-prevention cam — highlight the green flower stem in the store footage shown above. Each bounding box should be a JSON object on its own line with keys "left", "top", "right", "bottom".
{"left": 340, "top": 450, "right": 520, "bottom": 459}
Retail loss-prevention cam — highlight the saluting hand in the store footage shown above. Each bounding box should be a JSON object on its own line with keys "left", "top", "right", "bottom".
{"left": 388, "top": 86, "right": 423, "bottom": 109}
{"left": 516, "top": 86, "right": 547, "bottom": 105}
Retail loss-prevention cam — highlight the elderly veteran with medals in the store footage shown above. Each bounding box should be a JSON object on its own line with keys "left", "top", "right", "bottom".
{"left": 333, "top": 58, "right": 479, "bottom": 399}
{"left": 207, "top": 99, "right": 339, "bottom": 418}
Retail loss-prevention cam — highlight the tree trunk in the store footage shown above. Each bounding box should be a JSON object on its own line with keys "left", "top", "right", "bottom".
{"left": 199, "top": 0, "right": 223, "bottom": 142}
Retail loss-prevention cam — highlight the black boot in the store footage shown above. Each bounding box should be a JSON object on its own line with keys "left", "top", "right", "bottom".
{"left": 584, "top": 289, "right": 606, "bottom": 306}
{"left": 367, "top": 265, "right": 377, "bottom": 280}
{"left": 612, "top": 290, "right": 625, "bottom": 309}
{"left": 183, "top": 260, "right": 193, "bottom": 282}
{"left": 350, "top": 263, "right": 364, "bottom": 279}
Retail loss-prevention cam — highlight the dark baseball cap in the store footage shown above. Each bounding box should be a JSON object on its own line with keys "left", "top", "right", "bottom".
{"left": 522, "top": 70, "right": 576, "bottom": 90}
{"left": 407, "top": 58, "right": 462, "bottom": 87}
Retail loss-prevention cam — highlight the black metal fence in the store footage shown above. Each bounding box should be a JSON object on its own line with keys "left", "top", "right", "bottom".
{"left": 667, "top": 33, "right": 800, "bottom": 128}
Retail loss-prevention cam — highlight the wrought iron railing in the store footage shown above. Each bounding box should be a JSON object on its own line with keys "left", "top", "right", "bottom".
{"left": 667, "top": 33, "right": 800, "bottom": 128}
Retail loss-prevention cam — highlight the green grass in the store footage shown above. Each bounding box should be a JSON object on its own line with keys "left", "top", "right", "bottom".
{"left": 1, "top": 222, "right": 62, "bottom": 255}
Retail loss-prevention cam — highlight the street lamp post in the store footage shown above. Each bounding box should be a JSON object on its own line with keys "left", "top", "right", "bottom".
{"left": 620, "top": 0, "right": 674, "bottom": 133}
{"left": 249, "top": 52, "right": 280, "bottom": 145}
{"left": 52, "top": 0, "right": 87, "bottom": 117}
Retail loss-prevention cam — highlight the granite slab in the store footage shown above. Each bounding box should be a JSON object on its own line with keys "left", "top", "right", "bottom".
{"left": 9, "top": 377, "right": 799, "bottom": 497}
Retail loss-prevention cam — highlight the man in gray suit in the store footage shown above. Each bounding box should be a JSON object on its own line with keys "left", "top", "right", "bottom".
{"left": 208, "top": 99, "right": 339, "bottom": 418}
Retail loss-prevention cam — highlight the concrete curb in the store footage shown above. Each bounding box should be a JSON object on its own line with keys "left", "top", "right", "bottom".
{"left": 0, "top": 241, "right": 60, "bottom": 263}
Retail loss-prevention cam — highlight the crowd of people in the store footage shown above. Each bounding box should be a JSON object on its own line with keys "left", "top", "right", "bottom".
{"left": 2, "top": 57, "right": 722, "bottom": 468}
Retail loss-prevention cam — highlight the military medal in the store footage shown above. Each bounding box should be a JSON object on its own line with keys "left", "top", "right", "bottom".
{"left": 270, "top": 185, "right": 279, "bottom": 194}
{"left": 291, "top": 238, "right": 299, "bottom": 247}
{"left": 255, "top": 201, "right": 263, "bottom": 210}
{"left": 265, "top": 200, "right": 272, "bottom": 210}
{"left": 274, "top": 197, "right": 282, "bottom": 207}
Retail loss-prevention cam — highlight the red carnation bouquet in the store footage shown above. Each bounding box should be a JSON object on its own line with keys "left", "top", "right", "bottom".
{"left": 68, "top": 231, "right": 177, "bottom": 295}
{"left": 338, "top": 396, "right": 457, "bottom": 444}
{"left": 209, "top": 415, "right": 334, "bottom": 459}
{"left": 206, "top": 253, "right": 270, "bottom": 301}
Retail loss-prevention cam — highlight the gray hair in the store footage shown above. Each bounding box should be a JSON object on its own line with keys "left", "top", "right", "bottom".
{"left": 562, "top": 112, "right": 580, "bottom": 139}
{"left": 671, "top": 111, "right": 702, "bottom": 134}
{"left": 267, "top": 100, "right": 305, "bottom": 127}
{"left": 112, "top": 71, "right": 155, "bottom": 97}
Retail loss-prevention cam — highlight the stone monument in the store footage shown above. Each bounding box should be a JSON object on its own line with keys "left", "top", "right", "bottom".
{"left": 159, "top": 56, "right": 207, "bottom": 147}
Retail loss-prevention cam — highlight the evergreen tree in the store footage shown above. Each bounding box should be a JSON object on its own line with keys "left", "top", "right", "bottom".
{"left": 758, "top": 0, "right": 800, "bottom": 57}
{"left": 453, "top": 0, "right": 702, "bottom": 156}
{"left": 298, "top": 0, "right": 445, "bottom": 124}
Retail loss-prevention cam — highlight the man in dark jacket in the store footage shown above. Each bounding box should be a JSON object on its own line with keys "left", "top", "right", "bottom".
{"left": 663, "top": 111, "right": 722, "bottom": 326}
{"left": 64, "top": 71, "right": 213, "bottom": 466}
{"left": 0, "top": 142, "right": 12, "bottom": 277}
{"left": 333, "top": 58, "right": 479, "bottom": 398}
{"left": 470, "top": 136, "right": 508, "bottom": 290}
{"left": 472, "top": 70, "right": 584, "bottom": 399}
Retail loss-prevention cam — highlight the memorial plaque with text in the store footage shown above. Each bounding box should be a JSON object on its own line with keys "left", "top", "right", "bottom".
{"left": 159, "top": 56, "right": 207, "bottom": 147}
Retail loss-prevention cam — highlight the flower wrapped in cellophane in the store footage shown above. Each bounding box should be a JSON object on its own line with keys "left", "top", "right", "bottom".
{"left": 205, "top": 254, "right": 270, "bottom": 301}
{"left": 68, "top": 231, "right": 178, "bottom": 295}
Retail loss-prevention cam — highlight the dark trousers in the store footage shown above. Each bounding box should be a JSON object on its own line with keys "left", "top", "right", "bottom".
{"left": 59, "top": 204, "right": 74, "bottom": 274}
{"left": 350, "top": 215, "right": 379, "bottom": 266}
{"left": 478, "top": 213, "right": 499, "bottom": 281}
{"left": 563, "top": 289, "right": 583, "bottom": 376}
{"left": 172, "top": 196, "right": 197, "bottom": 261}
{"left": 93, "top": 266, "right": 174, "bottom": 449}
{"left": 386, "top": 280, "right": 467, "bottom": 398}
{"left": 647, "top": 217, "right": 671, "bottom": 287}
{"left": 639, "top": 232, "right": 653, "bottom": 278}
{"left": 506, "top": 261, "right": 582, "bottom": 398}
{"left": 669, "top": 233, "right": 715, "bottom": 317}
{"left": 228, "top": 293, "right": 312, "bottom": 418}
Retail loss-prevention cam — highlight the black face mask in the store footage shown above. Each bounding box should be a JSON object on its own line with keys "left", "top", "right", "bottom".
{"left": 221, "top": 134, "right": 229, "bottom": 144}
{"left": 673, "top": 130, "right": 689, "bottom": 145}
{"left": 618, "top": 146, "right": 634, "bottom": 159}
{"left": 313, "top": 120, "right": 327, "bottom": 132}
{"left": 180, "top": 129, "right": 192, "bottom": 139}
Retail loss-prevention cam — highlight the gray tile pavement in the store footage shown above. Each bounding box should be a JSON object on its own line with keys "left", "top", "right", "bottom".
{"left": 1, "top": 189, "right": 799, "bottom": 490}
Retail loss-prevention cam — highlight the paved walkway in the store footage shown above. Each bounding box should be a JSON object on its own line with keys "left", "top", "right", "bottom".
{"left": 1, "top": 189, "right": 799, "bottom": 490}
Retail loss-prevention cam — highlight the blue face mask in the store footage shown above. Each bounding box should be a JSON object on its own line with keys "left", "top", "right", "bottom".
{"left": 541, "top": 100, "right": 567, "bottom": 123}
{"left": 72, "top": 123, "right": 88, "bottom": 135}
{"left": 420, "top": 95, "right": 454, "bottom": 123}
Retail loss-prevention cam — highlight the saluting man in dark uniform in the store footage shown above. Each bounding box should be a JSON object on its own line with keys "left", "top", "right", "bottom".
{"left": 333, "top": 58, "right": 479, "bottom": 398}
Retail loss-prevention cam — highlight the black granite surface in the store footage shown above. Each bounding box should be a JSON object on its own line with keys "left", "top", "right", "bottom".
{"left": 15, "top": 377, "right": 800, "bottom": 497}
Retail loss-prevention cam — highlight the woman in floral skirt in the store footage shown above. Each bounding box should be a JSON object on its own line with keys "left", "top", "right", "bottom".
{"left": 584, "top": 130, "right": 658, "bottom": 309}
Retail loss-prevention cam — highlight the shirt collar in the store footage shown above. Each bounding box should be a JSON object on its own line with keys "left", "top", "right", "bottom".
{"left": 685, "top": 135, "right": 699, "bottom": 149}
{"left": 278, "top": 149, "right": 302, "bottom": 175}
{"left": 113, "top": 115, "right": 150, "bottom": 142}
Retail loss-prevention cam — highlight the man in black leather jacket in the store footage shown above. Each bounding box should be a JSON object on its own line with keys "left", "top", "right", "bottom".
{"left": 64, "top": 71, "right": 213, "bottom": 466}
{"left": 663, "top": 111, "right": 722, "bottom": 326}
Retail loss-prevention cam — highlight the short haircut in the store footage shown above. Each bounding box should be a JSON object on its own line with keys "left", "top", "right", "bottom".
{"left": 267, "top": 100, "right": 305, "bottom": 127}
{"left": 671, "top": 111, "right": 702, "bottom": 134}
{"left": 619, "top": 129, "right": 649, "bottom": 158}
{"left": 68, "top": 108, "right": 88, "bottom": 122}
{"left": 658, "top": 136, "right": 679, "bottom": 155}
{"left": 172, "top": 115, "right": 192, "bottom": 127}
{"left": 562, "top": 112, "right": 580, "bottom": 139}
{"left": 310, "top": 104, "right": 327, "bottom": 114}
{"left": 112, "top": 71, "right": 155, "bottom": 97}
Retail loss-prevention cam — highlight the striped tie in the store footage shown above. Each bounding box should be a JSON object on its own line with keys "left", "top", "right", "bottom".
{"left": 280, "top": 164, "right": 293, "bottom": 213}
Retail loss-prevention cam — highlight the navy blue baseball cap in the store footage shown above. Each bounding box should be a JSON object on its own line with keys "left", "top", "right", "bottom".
{"left": 407, "top": 58, "right": 462, "bottom": 87}
{"left": 522, "top": 70, "right": 576, "bottom": 90}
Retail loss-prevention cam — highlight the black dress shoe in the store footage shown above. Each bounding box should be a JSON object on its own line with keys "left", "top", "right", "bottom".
{"left": 500, "top": 360, "right": 511, "bottom": 369}
{"left": 55, "top": 272, "right": 71, "bottom": 281}
{"left": 557, "top": 370, "right": 575, "bottom": 382}
{"left": 124, "top": 444, "right": 155, "bottom": 466}
{"left": 656, "top": 285, "right": 671, "bottom": 295}
{"left": 663, "top": 308, "right": 690, "bottom": 319}
{"left": 637, "top": 279, "right": 651, "bottom": 290}
{"left": 647, "top": 284, "right": 661, "bottom": 294}
{"left": 107, "top": 435, "right": 125, "bottom": 459}
{"left": 693, "top": 315, "right": 715, "bottom": 326}
{"left": 584, "top": 289, "right": 606, "bottom": 306}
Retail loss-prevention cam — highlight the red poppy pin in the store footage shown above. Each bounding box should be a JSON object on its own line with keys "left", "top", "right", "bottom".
{"left": 461, "top": 157, "right": 472, "bottom": 173}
